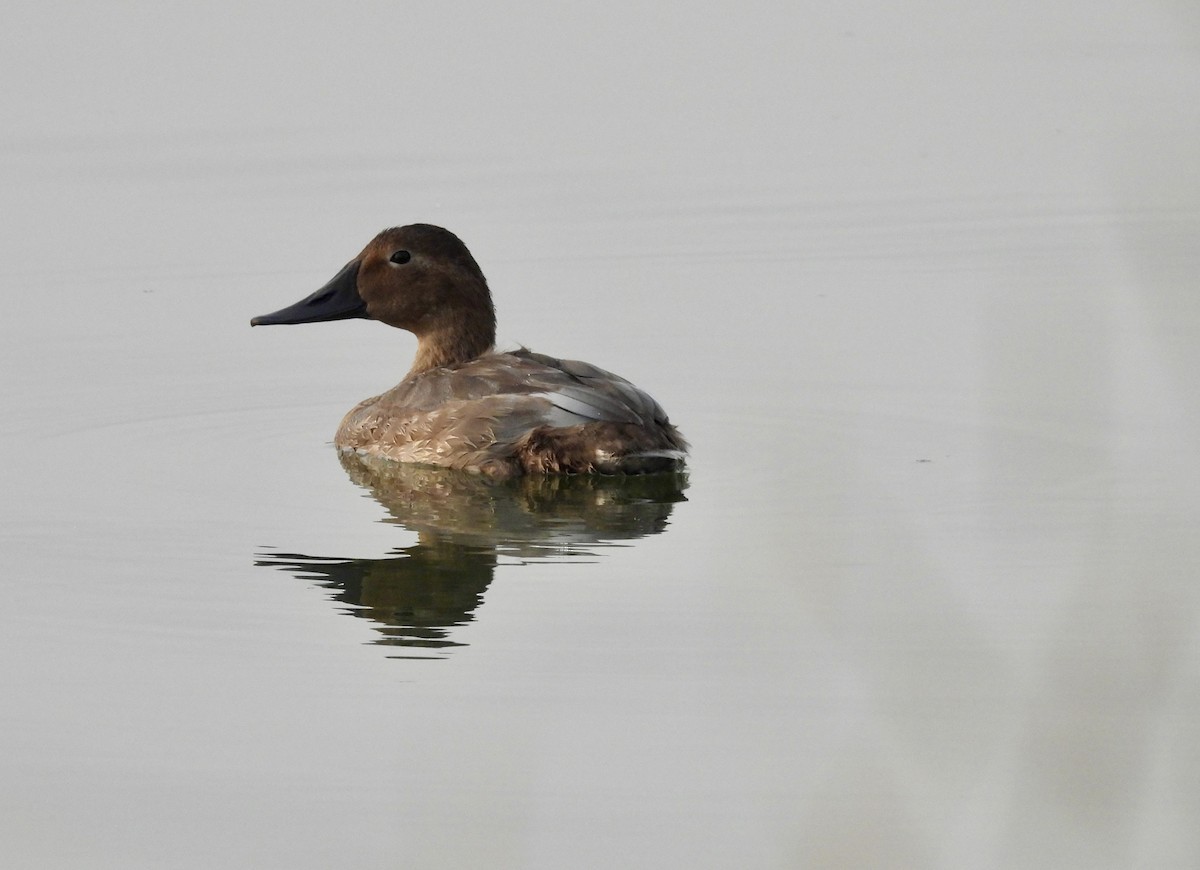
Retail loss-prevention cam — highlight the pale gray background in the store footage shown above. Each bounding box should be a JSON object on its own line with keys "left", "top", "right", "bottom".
{"left": 2, "top": 2, "right": 1199, "bottom": 868}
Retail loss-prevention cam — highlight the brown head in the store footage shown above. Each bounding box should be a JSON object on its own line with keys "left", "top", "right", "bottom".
{"left": 251, "top": 224, "right": 497, "bottom": 373}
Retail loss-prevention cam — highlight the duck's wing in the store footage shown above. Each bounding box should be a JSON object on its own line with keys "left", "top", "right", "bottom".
{"left": 372, "top": 351, "right": 671, "bottom": 427}
{"left": 503, "top": 350, "right": 672, "bottom": 428}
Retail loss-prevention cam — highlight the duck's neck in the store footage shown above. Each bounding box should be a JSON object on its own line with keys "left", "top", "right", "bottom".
{"left": 409, "top": 310, "right": 496, "bottom": 374}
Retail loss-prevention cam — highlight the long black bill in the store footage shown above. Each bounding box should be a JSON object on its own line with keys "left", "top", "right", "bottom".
{"left": 250, "top": 260, "right": 369, "bottom": 326}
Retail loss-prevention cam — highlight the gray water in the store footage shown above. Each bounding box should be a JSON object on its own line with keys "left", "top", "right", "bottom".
{"left": 3, "top": 2, "right": 1199, "bottom": 868}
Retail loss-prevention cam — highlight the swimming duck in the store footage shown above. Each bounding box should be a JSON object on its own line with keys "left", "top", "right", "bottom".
{"left": 252, "top": 224, "right": 686, "bottom": 478}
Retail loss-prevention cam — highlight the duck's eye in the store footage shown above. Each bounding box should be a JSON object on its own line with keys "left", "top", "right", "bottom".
{"left": 389, "top": 250, "right": 412, "bottom": 265}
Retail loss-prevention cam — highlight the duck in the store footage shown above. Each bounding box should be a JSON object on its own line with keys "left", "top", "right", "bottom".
{"left": 252, "top": 224, "right": 686, "bottom": 478}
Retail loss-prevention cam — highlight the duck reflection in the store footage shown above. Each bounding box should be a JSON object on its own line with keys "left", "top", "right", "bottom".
{"left": 257, "top": 453, "right": 687, "bottom": 657}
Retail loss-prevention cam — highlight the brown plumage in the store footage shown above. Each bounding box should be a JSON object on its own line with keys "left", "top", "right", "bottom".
{"left": 252, "top": 224, "right": 687, "bottom": 478}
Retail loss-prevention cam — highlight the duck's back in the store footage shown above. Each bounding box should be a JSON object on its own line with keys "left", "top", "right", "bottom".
{"left": 336, "top": 350, "right": 687, "bottom": 477}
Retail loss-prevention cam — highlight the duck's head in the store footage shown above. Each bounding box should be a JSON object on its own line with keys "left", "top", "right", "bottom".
{"left": 252, "top": 224, "right": 497, "bottom": 372}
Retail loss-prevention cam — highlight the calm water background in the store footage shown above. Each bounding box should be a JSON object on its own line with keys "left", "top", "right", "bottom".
{"left": 3, "top": 2, "right": 1199, "bottom": 868}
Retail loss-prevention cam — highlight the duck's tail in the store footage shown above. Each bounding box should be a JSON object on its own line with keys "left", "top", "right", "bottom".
{"left": 514, "top": 423, "right": 688, "bottom": 475}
